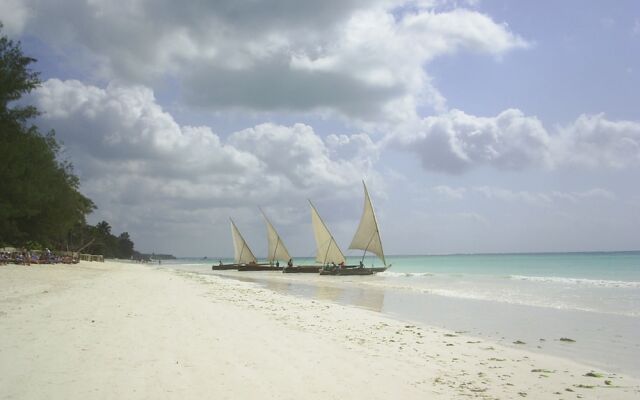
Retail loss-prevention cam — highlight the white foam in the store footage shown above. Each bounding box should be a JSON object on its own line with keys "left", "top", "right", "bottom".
{"left": 510, "top": 275, "right": 640, "bottom": 289}
{"left": 422, "top": 288, "right": 640, "bottom": 317}
{"left": 377, "top": 271, "right": 433, "bottom": 278}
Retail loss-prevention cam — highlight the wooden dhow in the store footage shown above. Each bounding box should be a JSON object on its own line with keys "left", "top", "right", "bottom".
{"left": 212, "top": 218, "right": 258, "bottom": 270}
{"left": 306, "top": 200, "right": 355, "bottom": 275}
{"left": 320, "top": 181, "right": 388, "bottom": 276}
{"left": 237, "top": 208, "right": 289, "bottom": 272}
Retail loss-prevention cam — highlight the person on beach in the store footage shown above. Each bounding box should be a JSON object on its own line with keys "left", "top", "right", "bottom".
{"left": 359, "top": 260, "right": 364, "bottom": 268}
{"left": 22, "top": 249, "right": 30, "bottom": 266}
{"left": 276, "top": 261, "right": 280, "bottom": 267}
{"left": 287, "top": 259, "right": 293, "bottom": 267}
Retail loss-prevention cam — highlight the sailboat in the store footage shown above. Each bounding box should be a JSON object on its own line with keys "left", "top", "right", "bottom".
{"left": 283, "top": 201, "right": 341, "bottom": 274}
{"left": 212, "top": 218, "right": 257, "bottom": 270}
{"left": 238, "top": 208, "right": 289, "bottom": 272}
{"left": 321, "top": 181, "right": 389, "bottom": 276}
{"left": 345, "top": 181, "right": 388, "bottom": 274}
{"left": 306, "top": 200, "right": 353, "bottom": 275}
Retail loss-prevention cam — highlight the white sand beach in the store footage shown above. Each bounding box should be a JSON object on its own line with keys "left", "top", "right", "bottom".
{"left": 1, "top": 260, "right": 638, "bottom": 399}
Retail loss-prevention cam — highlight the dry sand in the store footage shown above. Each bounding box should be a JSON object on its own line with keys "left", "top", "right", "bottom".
{"left": 1, "top": 260, "right": 638, "bottom": 399}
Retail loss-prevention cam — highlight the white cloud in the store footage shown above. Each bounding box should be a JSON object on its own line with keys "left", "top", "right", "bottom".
{"left": 472, "top": 186, "right": 616, "bottom": 206}
{"left": 228, "top": 123, "right": 377, "bottom": 192}
{"left": 452, "top": 211, "right": 489, "bottom": 225}
{"left": 37, "top": 79, "right": 634, "bottom": 213}
{"left": 553, "top": 113, "right": 640, "bottom": 169}
{"left": 0, "top": 0, "right": 31, "bottom": 34}
{"left": 473, "top": 186, "right": 553, "bottom": 206}
{"left": 386, "top": 108, "right": 640, "bottom": 173}
{"left": 575, "top": 188, "right": 616, "bottom": 201}
{"left": 11, "top": 0, "right": 528, "bottom": 121}
{"left": 398, "top": 8, "right": 528, "bottom": 60}
{"left": 433, "top": 185, "right": 466, "bottom": 199}
{"left": 388, "top": 108, "right": 551, "bottom": 173}
{"left": 30, "top": 79, "right": 378, "bottom": 252}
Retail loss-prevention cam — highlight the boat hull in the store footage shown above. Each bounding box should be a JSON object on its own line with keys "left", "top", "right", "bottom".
{"left": 335, "top": 268, "right": 376, "bottom": 275}
{"left": 211, "top": 264, "right": 239, "bottom": 270}
{"left": 237, "top": 265, "right": 284, "bottom": 272}
{"left": 319, "top": 265, "right": 386, "bottom": 275}
{"left": 282, "top": 265, "right": 321, "bottom": 273}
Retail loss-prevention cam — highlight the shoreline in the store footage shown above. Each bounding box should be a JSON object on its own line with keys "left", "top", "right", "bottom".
{"left": 1, "top": 261, "right": 639, "bottom": 399}
{"left": 200, "top": 268, "right": 640, "bottom": 377}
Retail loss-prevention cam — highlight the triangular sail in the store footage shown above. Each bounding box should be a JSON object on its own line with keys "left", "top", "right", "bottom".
{"left": 349, "top": 181, "right": 386, "bottom": 266}
{"left": 309, "top": 200, "right": 346, "bottom": 265}
{"left": 260, "top": 208, "right": 292, "bottom": 263}
{"left": 230, "top": 218, "right": 257, "bottom": 264}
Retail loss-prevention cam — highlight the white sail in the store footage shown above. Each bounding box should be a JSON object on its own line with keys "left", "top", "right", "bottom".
{"left": 230, "top": 219, "right": 257, "bottom": 264}
{"left": 349, "top": 181, "right": 386, "bottom": 266}
{"left": 309, "top": 200, "right": 346, "bottom": 265}
{"left": 260, "top": 208, "right": 292, "bottom": 263}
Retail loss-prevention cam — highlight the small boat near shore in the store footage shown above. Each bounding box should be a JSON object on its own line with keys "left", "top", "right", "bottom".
{"left": 281, "top": 203, "right": 323, "bottom": 273}
{"left": 213, "top": 182, "right": 388, "bottom": 275}
{"left": 256, "top": 208, "right": 291, "bottom": 272}
{"left": 283, "top": 265, "right": 321, "bottom": 273}
{"left": 212, "top": 218, "right": 279, "bottom": 271}
{"left": 307, "top": 200, "right": 351, "bottom": 275}
{"left": 237, "top": 264, "right": 283, "bottom": 271}
{"left": 211, "top": 263, "right": 240, "bottom": 270}
{"left": 319, "top": 181, "right": 388, "bottom": 276}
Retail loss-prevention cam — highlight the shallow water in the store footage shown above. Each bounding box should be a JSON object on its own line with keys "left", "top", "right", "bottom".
{"left": 162, "top": 251, "right": 640, "bottom": 377}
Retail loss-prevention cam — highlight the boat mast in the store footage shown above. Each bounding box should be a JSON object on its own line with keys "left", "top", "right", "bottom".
{"left": 361, "top": 232, "right": 377, "bottom": 264}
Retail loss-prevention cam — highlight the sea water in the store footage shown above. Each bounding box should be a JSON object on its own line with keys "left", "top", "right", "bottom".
{"left": 162, "top": 251, "right": 640, "bottom": 376}
{"left": 377, "top": 252, "right": 640, "bottom": 317}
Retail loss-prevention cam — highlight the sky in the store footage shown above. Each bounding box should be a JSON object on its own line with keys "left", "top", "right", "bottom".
{"left": 2, "top": 0, "right": 639, "bottom": 257}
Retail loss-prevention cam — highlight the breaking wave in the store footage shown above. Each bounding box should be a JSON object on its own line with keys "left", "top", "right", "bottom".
{"left": 377, "top": 271, "right": 433, "bottom": 278}
{"left": 509, "top": 275, "right": 640, "bottom": 289}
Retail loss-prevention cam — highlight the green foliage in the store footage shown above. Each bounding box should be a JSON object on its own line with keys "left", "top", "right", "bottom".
{"left": 66, "top": 221, "right": 136, "bottom": 259}
{"left": 0, "top": 26, "right": 40, "bottom": 123}
{"left": 82, "top": 221, "right": 135, "bottom": 258}
{"left": 117, "top": 232, "right": 135, "bottom": 258}
{"left": 0, "top": 25, "right": 96, "bottom": 248}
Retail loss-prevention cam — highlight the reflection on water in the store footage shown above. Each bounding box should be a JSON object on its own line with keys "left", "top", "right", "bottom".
{"left": 347, "top": 287, "right": 385, "bottom": 312}
{"left": 213, "top": 273, "right": 386, "bottom": 313}
{"left": 315, "top": 285, "right": 342, "bottom": 302}
{"left": 265, "top": 280, "right": 292, "bottom": 292}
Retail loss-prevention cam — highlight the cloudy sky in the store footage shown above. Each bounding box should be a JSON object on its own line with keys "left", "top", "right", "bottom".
{"left": 4, "top": 0, "right": 639, "bottom": 257}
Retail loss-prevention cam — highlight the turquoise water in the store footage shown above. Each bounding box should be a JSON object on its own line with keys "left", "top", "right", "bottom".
{"left": 384, "top": 252, "right": 640, "bottom": 281}
{"left": 162, "top": 251, "right": 640, "bottom": 375}
{"left": 165, "top": 251, "right": 640, "bottom": 316}
{"left": 169, "top": 251, "right": 640, "bottom": 281}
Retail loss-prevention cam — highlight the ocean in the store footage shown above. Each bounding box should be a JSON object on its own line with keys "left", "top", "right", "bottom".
{"left": 160, "top": 251, "right": 640, "bottom": 376}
